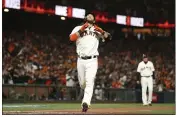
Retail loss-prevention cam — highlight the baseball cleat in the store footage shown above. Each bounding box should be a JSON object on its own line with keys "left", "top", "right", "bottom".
{"left": 143, "top": 104, "right": 148, "bottom": 106}
{"left": 82, "top": 102, "right": 88, "bottom": 112}
{"left": 148, "top": 103, "right": 152, "bottom": 106}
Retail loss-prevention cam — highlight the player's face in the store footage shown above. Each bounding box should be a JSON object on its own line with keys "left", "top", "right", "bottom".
{"left": 143, "top": 57, "right": 148, "bottom": 62}
{"left": 86, "top": 14, "right": 95, "bottom": 23}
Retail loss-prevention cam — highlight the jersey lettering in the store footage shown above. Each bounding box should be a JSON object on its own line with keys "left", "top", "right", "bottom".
{"left": 141, "top": 66, "right": 151, "bottom": 71}
{"left": 137, "top": 61, "right": 155, "bottom": 76}
{"left": 81, "top": 31, "right": 96, "bottom": 38}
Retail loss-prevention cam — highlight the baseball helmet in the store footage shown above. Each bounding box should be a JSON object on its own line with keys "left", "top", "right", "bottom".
{"left": 143, "top": 54, "right": 148, "bottom": 58}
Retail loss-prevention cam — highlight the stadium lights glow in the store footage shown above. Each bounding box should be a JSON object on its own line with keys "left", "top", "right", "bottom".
{"left": 61, "top": 17, "right": 66, "bottom": 20}
{"left": 4, "top": 8, "right": 9, "bottom": 12}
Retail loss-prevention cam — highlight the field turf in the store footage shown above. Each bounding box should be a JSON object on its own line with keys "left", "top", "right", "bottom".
{"left": 2, "top": 103, "right": 175, "bottom": 115}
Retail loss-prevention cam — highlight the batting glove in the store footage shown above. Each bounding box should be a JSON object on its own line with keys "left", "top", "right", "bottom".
{"left": 80, "top": 23, "right": 89, "bottom": 32}
{"left": 94, "top": 25, "right": 105, "bottom": 34}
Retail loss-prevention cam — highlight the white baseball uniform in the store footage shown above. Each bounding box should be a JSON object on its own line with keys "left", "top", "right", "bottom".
{"left": 137, "top": 61, "right": 155, "bottom": 105}
{"left": 70, "top": 25, "right": 99, "bottom": 106}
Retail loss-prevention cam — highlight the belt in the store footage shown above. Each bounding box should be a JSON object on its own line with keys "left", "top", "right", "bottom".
{"left": 141, "top": 76, "right": 152, "bottom": 77}
{"left": 78, "top": 55, "right": 97, "bottom": 60}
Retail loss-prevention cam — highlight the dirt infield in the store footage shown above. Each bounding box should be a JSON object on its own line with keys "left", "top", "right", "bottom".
{"left": 3, "top": 106, "right": 175, "bottom": 115}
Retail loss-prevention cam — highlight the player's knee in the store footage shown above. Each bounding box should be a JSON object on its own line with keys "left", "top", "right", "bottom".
{"left": 148, "top": 88, "right": 153, "bottom": 92}
{"left": 80, "top": 85, "right": 85, "bottom": 89}
{"left": 142, "top": 88, "right": 146, "bottom": 92}
{"left": 80, "top": 82, "right": 86, "bottom": 89}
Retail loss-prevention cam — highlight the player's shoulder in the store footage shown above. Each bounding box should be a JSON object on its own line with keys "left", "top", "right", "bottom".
{"left": 139, "top": 61, "right": 144, "bottom": 65}
{"left": 70, "top": 25, "right": 82, "bottom": 35}
{"left": 148, "top": 61, "right": 154, "bottom": 64}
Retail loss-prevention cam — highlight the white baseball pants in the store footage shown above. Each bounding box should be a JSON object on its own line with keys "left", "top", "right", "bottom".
{"left": 141, "top": 76, "right": 153, "bottom": 105}
{"left": 77, "top": 57, "right": 98, "bottom": 106}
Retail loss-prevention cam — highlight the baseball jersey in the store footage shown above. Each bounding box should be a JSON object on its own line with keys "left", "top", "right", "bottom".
{"left": 137, "top": 61, "right": 155, "bottom": 77}
{"left": 70, "top": 25, "right": 99, "bottom": 57}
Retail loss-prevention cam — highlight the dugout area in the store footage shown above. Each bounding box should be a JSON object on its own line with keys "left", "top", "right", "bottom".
{"left": 2, "top": 103, "right": 175, "bottom": 115}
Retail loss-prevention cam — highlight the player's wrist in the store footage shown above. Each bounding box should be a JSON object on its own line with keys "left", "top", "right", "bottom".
{"left": 80, "top": 23, "right": 88, "bottom": 32}
{"left": 80, "top": 28, "right": 85, "bottom": 32}
{"left": 78, "top": 30, "right": 84, "bottom": 35}
{"left": 101, "top": 31, "right": 105, "bottom": 35}
{"left": 98, "top": 28, "right": 105, "bottom": 34}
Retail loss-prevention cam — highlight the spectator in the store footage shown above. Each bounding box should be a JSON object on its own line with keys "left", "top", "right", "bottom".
{"left": 66, "top": 70, "right": 76, "bottom": 87}
{"left": 8, "top": 77, "right": 14, "bottom": 84}
{"left": 94, "top": 85, "right": 104, "bottom": 100}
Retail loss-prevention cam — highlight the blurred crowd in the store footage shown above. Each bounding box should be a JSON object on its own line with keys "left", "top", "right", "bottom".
{"left": 2, "top": 31, "right": 77, "bottom": 86}
{"left": 2, "top": 30, "right": 175, "bottom": 96}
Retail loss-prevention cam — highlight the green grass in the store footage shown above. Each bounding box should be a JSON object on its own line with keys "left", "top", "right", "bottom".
{"left": 149, "top": 110, "right": 176, "bottom": 114}
{"left": 3, "top": 103, "right": 81, "bottom": 110}
{"left": 2, "top": 103, "right": 176, "bottom": 114}
{"left": 91, "top": 103, "right": 175, "bottom": 108}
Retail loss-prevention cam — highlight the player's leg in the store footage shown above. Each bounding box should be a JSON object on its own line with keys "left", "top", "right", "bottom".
{"left": 147, "top": 77, "right": 153, "bottom": 105}
{"left": 77, "top": 58, "right": 86, "bottom": 89}
{"left": 82, "top": 58, "right": 98, "bottom": 106}
{"left": 77, "top": 88, "right": 84, "bottom": 100}
{"left": 141, "top": 77, "right": 148, "bottom": 105}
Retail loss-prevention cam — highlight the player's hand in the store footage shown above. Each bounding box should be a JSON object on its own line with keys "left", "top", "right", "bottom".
{"left": 103, "top": 31, "right": 112, "bottom": 40}
{"left": 103, "top": 31, "right": 108, "bottom": 38}
{"left": 80, "top": 23, "right": 89, "bottom": 32}
{"left": 94, "top": 25, "right": 104, "bottom": 34}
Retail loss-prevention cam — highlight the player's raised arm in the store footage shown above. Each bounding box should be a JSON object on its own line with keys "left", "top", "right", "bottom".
{"left": 69, "top": 23, "right": 88, "bottom": 41}
{"left": 69, "top": 32, "right": 80, "bottom": 41}
{"left": 94, "top": 25, "right": 112, "bottom": 40}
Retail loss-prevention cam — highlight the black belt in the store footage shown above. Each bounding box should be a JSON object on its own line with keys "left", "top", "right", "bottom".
{"left": 142, "top": 76, "right": 151, "bottom": 77}
{"left": 78, "top": 55, "right": 97, "bottom": 60}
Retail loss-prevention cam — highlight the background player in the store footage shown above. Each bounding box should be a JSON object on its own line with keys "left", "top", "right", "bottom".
{"left": 137, "top": 54, "right": 155, "bottom": 106}
{"left": 69, "top": 13, "right": 111, "bottom": 112}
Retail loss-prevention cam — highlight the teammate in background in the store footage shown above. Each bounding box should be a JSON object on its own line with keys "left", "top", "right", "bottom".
{"left": 69, "top": 13, "right": 111, "bottom": 112}
{"left": 137, "top": 54, "right": 155, "bottom": 106}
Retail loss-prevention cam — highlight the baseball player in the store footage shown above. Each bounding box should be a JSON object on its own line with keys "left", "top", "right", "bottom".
{"left": 137, "top": 54, "right": 155, "bottom": 106}
{"left": 69, "top": 13, "right": 111, "bottom": 112}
